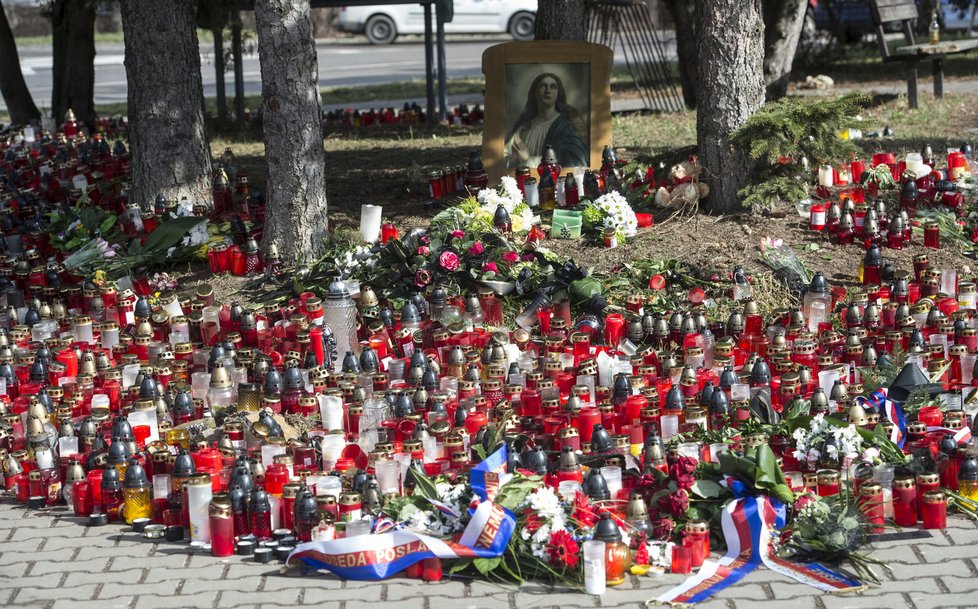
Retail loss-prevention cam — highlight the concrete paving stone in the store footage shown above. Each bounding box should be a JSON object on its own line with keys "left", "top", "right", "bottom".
{"left": 906, "top": 591, "right": 978, "bottom": 609}
{"left": 304, "top": 583, "right": 384, "bottom": 608}
{"left": 180, "top": 576, "right": 263, "bottom": 595}
{"left": 468, "top": 580, "right": 518, "bottom": 597}
{"left": 712, "top": 583, "right": 771, "bottom": 601}
{"left": 217, "top": 590, "right": 302, "bottom": 606}
{"left": 223, "top": 564, "right": 290, "bottom": 581}
{"left": 385, "top": 579, "right": 467, "bottom": 600}
{"left": 298, "top": 583, "right": 383, "bottom": 602}
{"left": 93, "top": 551, "right": 187, "bottom": 570}
{"left": 259, "top": 574, "right": 320, "bottom": 591}
{"left": 939, "top": 574, "right": 978, "bottom": 594}
{"left": 9, "top": 524, "right": 90, "bottom": 542}
{"left": 74, "top": 545, "right": 159, "bottom": 562}
{"left": 142, "top": 564, "right": 226, "bottom": 582}
{"left": 449, "top": 597, "right": 512, "bottom": 609}
{"left": 64, "top": 568, "right": 144, "bottom": 588}
{"left": 30, "top": 556, "right": 109, "bottom": 576}
{"left": 13, "top": 583, "right": 99, "bottom": 604}
{"left": 95, "top": 582, "right": 153, "bottom": 602}
{"left": 867, "top": 576, "right": 943, "bottom": 595}
{"left": 513, "top": 591, "right": 600, "bottom": 609}
{"left": 370, "top": 598, "right": 425, "bottom": 609}
{"left": 820, "top": 592, "right": 913, "bottom": 609}
{"left": 132, "top": 591, "right": 218, "bottom": 609}
{"left": 0, "top": 561, "right": 31, "bottom": 578}
{"left": 0, "top": 549, "right": 77, "bottom": 566}
{"left": 889, "top": 558, "right": 972, "bottom": 579}
{"left": 52, "top": 598, "right": 134, "bottom": 609}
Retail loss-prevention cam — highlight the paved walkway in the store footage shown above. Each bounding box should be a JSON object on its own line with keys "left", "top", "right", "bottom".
{"left": 1, "top": 498, "right": 977, "bottom": 609}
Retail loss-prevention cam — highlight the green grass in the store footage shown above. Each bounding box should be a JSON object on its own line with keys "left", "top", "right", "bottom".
{"left": 13, "top": 28, "right": 239, "bottom": 47}
{"left": 93, "top": 77, "right": 487, "bottom": 117}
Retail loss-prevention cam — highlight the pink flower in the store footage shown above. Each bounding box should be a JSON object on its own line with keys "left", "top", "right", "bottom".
{"left": 451, "top": 230, "right": 465, "bottom": 239}
{"left": 417, "top": 246, "right": 430, "bottom": 256}
{"left": 468, "top": 242, "right": 484, "bottom": 255}
{"left": 521, "top": 253, "right": 536, "bottom": 262}
{"left": 502, "top": 251, "right": 519, "bottom": 263}
{"left": 482, "top": 262, "right": 498, "bottom": 273}
{"left": 414, "top": 269, "right": 431, "bottom": 287}
{"left": 438, "top": 251, "right": 460, "bottom": 271}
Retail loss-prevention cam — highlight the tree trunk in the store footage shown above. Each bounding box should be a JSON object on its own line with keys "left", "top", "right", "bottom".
{"left": 120, "top": 0, "right": 212, "bottom": 209}
{"left": 762, "top": 0, "right": 808, "bottom": 100}
{"left": 255, "top": 0, "right": 329, "bottom": 262}
{"left": 51, "top": 0, "right": 97, "bottom": 130}
{"left": 696, "top": 0, "right": 765, "bottom": 214}
{"left": 662, "top": 0, "right": 697, "bottom": 108}
{"left": 534, "top": 0, "right": 586, "bottom": 41}
{"left": 213, "top": 26, "right": 227, "bottom": 121}
{"left": 0, "top": 1, "right": 40, "bottom": 124}
{"left": 232, "top": 16, "right": 245, "bottom": 119}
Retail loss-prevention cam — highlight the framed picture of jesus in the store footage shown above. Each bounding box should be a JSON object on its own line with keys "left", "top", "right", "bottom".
{"left": 481, "top": 41, "right": 613, "bottom": 182}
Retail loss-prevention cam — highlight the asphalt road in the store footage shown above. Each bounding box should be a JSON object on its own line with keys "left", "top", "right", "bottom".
{"left": 8, "top": 35, "right": 671, "bottom": 115}
{"left": 6, "top": 37, "right": 518, "bottom": 114}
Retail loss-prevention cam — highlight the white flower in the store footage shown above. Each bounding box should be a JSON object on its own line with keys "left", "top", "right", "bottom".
{"left": 591, "top": 191, "right": 638, "bottom": 236}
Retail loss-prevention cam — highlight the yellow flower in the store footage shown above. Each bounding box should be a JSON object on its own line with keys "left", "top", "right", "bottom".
{"left": 93, "top": 270, "right": 107, "bottom": 286}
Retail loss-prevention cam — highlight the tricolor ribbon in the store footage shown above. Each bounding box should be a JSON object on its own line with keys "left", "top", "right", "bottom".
{"left": 470, "top": 443, "right": 512, "bottom": 502}
{"left": 286, "top": 500, "right": 515, "bottom": 580}
{"left": 926, "top": 425, "right": 973, "bottom": 445}
{"left": 655, "top": 483, "right": 862, "bottom": 606}
{"left": 860, "top": 388, "right": 908, "bottom": 448}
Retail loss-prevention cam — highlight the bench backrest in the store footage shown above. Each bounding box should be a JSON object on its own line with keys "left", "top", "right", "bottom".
{"left": 868, "top": 0, "right": 918, "bottom": 59}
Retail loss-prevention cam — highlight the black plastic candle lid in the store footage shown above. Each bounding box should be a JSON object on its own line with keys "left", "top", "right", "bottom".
{"left": 164, "top": 525, "right": 184, "bottom": 542}
{"left": 279, "top": 536, "right": 296, "bottom": 546}
{"left": 275, "top": 545, "right": 293, "bottom": 561}
{"left": 27, "top": 496, "right": 46, "bottom": 510}
{"left": 143, "top": 524, "right": 165, "bottom": 539}
{"left": 261, "top": 540, "right": 279, "bottom": 549}
{"left": 253, "top": 548, "right": 273, "bottom": 563}
{"left": 131, "top": 518, "right": 151, "bottom": 532}
{"left": 89, "top": 512, "right": 108, "bottom": 526}
{"left": 236, "top": 540, "right": 255, "bottom": 555}
{"left": 272, "top": 528, "right": 292, "bottom": 540}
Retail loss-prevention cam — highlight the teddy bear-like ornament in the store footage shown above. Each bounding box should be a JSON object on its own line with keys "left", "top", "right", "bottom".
{"left": 652, "top": 157, "right": 710, "bottom": 212}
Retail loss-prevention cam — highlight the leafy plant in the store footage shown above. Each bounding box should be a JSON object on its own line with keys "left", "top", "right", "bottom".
{"left": 730, "top": 93, "right": 874, "bottom": 214}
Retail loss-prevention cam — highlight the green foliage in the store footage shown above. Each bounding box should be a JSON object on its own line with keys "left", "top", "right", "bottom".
{"left": 730, "top": 93, "right": 874, "bottom": 214}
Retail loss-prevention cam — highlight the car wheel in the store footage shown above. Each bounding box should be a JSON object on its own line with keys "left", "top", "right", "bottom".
{"left": 508, "top": 12, "right": 535, "bottom": 41}
{"left": 365, "top": 14, "right": 397, "bottom": 45}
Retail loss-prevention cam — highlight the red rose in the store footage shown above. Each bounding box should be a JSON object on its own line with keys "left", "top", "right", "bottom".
{"left": 438, "top": 250, "right": 460, "bottom": 271}
{"left": 468, "top": 242, "right": 484, "bottom": 255}
{"left": 482, "top": 262, "right": 498, "bottom": 273}
{"left": 651, "top": 516, "right": 675, "bottom": 540}
{"left": 656, "top": 489, "right": 689, "bottom": 518}
{"left": 502, "top": 250, "right": 519, "bottom": 263}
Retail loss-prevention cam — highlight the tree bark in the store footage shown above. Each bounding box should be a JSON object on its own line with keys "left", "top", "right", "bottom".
{"left": 662, "top": 0, "right": 697, "bottom": 108}
{"left": 762, "top": 0, "right": 808, "bottom": 100}
{"left": 255, "top": 0, "right": 329, "bottom": 262}
{"left": 696, "top": 0, "right": 765, "bottom": 214}
{"left": 213, "top": 27, "right": 227, "bottom": 121}
{"left": 232, "top": 16, "right": 245, "bottom": 119}
{"left": 534, "top": 0, "right": 586, "bottom": 41}
{"left": 51, "top": 0, "right": 97, "bottom": 130}
{"left": 120, "top": 0, "right": 212, "bottom": 209}
{"left": 0, "top": 0, "right": 40, "bottom": 125}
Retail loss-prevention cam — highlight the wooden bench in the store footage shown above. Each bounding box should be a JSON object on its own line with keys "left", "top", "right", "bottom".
{"left": 869, "top": 0, "right": 978, "bottom": 108}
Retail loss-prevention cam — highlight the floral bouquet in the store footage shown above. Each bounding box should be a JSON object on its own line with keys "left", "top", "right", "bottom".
{"left": 581, "top": 191, "right": 638, "bottom": 242}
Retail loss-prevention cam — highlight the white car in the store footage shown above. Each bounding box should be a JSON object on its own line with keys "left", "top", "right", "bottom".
{"left": 336, "top": 0, "right": 537, "bottom": 44}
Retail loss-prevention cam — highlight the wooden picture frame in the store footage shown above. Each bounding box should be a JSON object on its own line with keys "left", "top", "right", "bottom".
{"left": 481, "top": 41, "right": 613, "bottom": 182}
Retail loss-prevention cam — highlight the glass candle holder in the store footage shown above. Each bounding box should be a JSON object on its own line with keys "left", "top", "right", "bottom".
{"left": 816, "top": 469, "right": 840, "bottom": 497}
{"left": 921, "top": 491, "right": 946, "bottom": 529}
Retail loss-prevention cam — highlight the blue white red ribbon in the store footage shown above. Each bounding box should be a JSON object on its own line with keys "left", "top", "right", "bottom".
{"left": 655, "top": 493, "right": 863, "bottom": 606}
{"left": 286, "top": 500, "right": 515, "bottom": 580}
{"left": 470, "top": 443, "right": 512, "bottom": 502}
{"left": 860, "top": 388, "right": 908, "bottom": 448}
